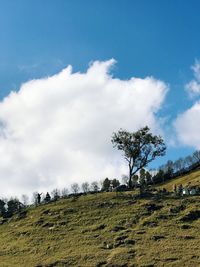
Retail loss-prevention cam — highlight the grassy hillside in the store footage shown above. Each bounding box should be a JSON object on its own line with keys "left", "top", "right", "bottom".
{"left": 1, "top": 184, "right": 200, "bottom": 267}
{"left": 156, "top": 169, "right": 200, "bottom": 191}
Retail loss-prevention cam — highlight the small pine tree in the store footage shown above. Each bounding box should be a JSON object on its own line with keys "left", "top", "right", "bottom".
{"left": 102, "top": 178, "right": 111, "bottom": 192}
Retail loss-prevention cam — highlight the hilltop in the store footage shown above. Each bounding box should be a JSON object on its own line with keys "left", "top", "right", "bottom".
{"left": 1, "top": 171, "right": 200, "bottom": 266}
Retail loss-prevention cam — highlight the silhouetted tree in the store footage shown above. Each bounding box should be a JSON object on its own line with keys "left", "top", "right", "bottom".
{"left": 102, "top": 178, "right": 111, "bottom": 192}
{"left": 174, "top": 158, "right": 184, "bottom": 173}
{"left": 6, "top": 198, "right": 23, "bottom": 218}
{"left": 61, "top": 188, "right": 69, "bottom": 197}
{"left": 152, "top": 169, "right": 165, "bottom": 184}
{"left": 184, "top": 155, "right": 194, "bottom": 168}
{"left": 90, "top": 181, "right": 99, "bottom": 192}
{"left": 51, "top": 189, "right": 60, "bottom": 201}
{"left": 82, "top": 182, "right": 90, "bottom": 193}
{"left": 164, "top": 160, "right": 174, "bottom": 178}
{"left": 71, "top": 183, "right": 80, "bottom": 194}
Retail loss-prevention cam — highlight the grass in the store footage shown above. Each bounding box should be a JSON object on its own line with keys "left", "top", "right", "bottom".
{"left": 156, "top": 169, "right": 200, "bottom": 191}
{"left": 2, "top": 170, "right": 200, "bottom": 266}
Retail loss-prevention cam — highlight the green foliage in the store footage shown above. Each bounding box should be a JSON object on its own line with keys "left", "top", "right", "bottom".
{"left": 1, "top": 186, "right": 200, "bottom": 266}
{"left": 102, "top": 178, "right": 111, "bottom": 191}
{"left": 111, "top": 126, "right": 166, "bottom": 188}
{"left": 156, "top": 169, "right": 200, "bottom": 191}
{"left": 6, "top": 198, "right": 23, "bottom": 218}
{"left": 153, "top": 169, "right": 165, "bottom": 184}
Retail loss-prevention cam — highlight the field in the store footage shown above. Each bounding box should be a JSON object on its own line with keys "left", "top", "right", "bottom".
{"left": 1, "top": 172, "right": 200, "bottom": 266}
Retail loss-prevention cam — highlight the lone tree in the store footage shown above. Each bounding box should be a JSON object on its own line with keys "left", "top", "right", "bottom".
{"left": 111, "top": 126, "right": 166, "bottom": 188}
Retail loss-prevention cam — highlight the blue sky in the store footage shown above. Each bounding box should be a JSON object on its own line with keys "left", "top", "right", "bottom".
{"left": 0, "top": 4, "right": 195, "bottom": 135}
{"left": 0, "top": 1, "right": 198, "bottom": 111}
{"left": 0, "top": 1, "right": 200, "bottom": 195}
{"left": 0, "top": 1, "right": 199, "bottom": 88}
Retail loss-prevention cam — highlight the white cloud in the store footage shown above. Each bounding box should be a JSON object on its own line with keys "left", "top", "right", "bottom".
{"left": 174, "top": 60, "right": 200, "bottom": 148}
{"left": 0, "top": 59, "right": 168, "bottom": 197}
{"left": 192, "top": 60, "right": 200, "bottom": 81}
{"left": 185, "top": 60, "right": 200, "bottom": 96}
{"left": 174, "top": 101, "right": 200, "bottom": 149}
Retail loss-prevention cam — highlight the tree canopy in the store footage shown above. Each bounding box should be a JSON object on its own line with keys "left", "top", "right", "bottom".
{"left": 111, "top": 126, "right": 166, "bottom": 188}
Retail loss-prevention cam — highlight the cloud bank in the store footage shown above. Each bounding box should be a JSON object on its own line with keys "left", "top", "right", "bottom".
{"left": 0, "top": 59, "right": 168, "bottom": 197}
{"left": 175, "top": 60, "right": 200, "bottom": 149}
{"left": 175, "top": 102, "right": 200, "bottom": 148}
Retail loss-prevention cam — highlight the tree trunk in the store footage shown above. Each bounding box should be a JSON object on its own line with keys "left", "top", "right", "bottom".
{"left": 128, "top": 167, "right": 132, "bottom": 188}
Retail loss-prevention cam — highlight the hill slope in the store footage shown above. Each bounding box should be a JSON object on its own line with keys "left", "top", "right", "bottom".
{"left": 1, "top": 186, "right": 200, "bottom": 267}
{"left": 156, "top": 169, "right": 200, "bottom": 191}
